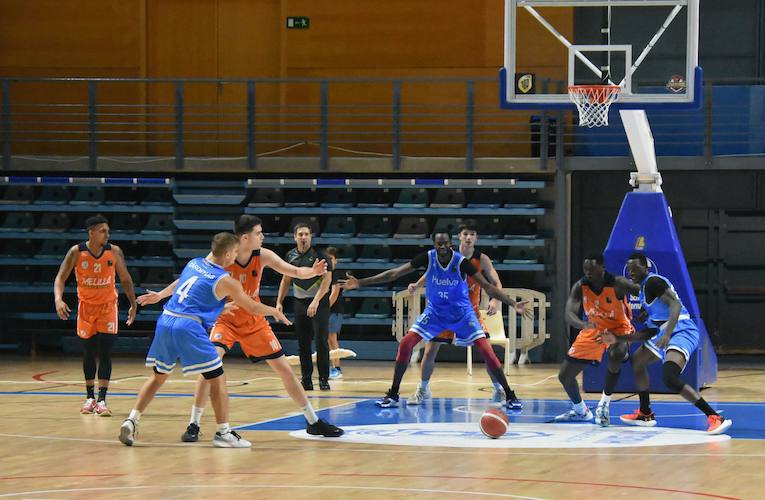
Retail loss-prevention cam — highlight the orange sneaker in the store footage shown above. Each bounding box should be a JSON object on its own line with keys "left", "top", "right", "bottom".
{"left": 619, "top": 408, "right": 657, "bottom": 427}
{"left": 94, "top": 400, "right": 112, "bottom": 417}
{"left": 706, "top": 415, "right": 732, "bottom": 435}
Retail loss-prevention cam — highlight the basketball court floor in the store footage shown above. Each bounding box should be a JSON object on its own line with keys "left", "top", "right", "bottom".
{"left": 0, "top": 356, "right": 763, "bottom": 499}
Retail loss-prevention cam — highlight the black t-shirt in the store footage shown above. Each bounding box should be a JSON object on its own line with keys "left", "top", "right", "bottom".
{"left": 330, "top": 269, "right": 344, "bottom": 314}
{"left": 410, "top": 250, "right": 478, "bottom": 277}
{"left": 285, "top": 246, "right": 333, "bottom": 299}
{"left": 644, "top": 276, "right": 669, "bottom": 303}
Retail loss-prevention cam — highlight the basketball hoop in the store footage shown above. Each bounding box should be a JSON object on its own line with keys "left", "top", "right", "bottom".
{"left": 567, "top": 85, "right": 621, "bottom": 128}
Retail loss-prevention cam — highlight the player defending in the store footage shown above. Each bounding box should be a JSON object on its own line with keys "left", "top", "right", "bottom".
{"left": 54, "top": 214, "right": 137, "bottom": 416}
{"left": 340, "top": 230, "right": 532, "bottom": 409}
{"left": 119, "top": 232, "right": 292, "bottom": 447}
{"left": 602, "top": 252, "right": 732, "bottom": 434}
{"left": 554, "top": 253, "right": 632, "bottom": 426}
{"left": 406, "top": 220, "right": 506, "bottom": 405}
{"left": 140, "top": 215, "right": 343, "bottom": 440}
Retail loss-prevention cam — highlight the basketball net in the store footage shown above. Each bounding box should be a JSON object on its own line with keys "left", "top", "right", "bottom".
{"left": 568, "top": 85, "right": 621, "bottom": 128}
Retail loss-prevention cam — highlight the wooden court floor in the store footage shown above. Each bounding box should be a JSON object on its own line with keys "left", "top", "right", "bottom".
{"left": 0, "top": 355, "right": 763, "bottom": 499}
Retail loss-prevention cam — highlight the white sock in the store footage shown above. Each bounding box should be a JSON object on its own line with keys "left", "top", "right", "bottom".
{"left": 190, "top": 405, "right": 204, "bottom": 425}
{"left": 573, "top": 401, "right": 587, "bottom": 414}
{"left": 302, "top": 403, "right": 319, "bottom": 425}
{"left": 599, "top": 393, "right": 612, "bottom": 406}
{"left": 492, "top": 381, "right": 503, "bottom": 391}
{"left": 128, "top": 409, "right": 141, "bottom": 422}
{"left": 419, "top": 380, "right": 430, "bottom": 390}
{"left": 217, "top": 423, "right": 230, "bottom": 434}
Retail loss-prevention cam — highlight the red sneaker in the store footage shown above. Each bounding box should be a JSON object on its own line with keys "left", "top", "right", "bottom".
{"left": 619, "top": 408, "right": 657, "bottom": 427}
{"left": 706, "top": 415, "right": 732, "bottom": 435}
{"left": 80, "top": 398, "right": 97, "bottom": 414}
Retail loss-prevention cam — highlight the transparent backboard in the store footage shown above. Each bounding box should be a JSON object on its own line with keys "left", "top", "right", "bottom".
{"left": 500, "top": 0, "right": 701, "bottom": 110}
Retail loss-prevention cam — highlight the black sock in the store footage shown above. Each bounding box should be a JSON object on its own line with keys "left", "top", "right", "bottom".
{"left": 86, "top": 385, "right": 95, "bottom": 399}
{"left": 390, "top": 361, "right": 408, "bottom": 396}
{"left": 604, "top": 370, "right": 620, "bottom": 396}
{"left": 639, "top": 391, "right": 651, "bottom": 414}
{"left": 694, "top": 397, "right": 717, "bottom": 417}
{"left": 97, "top": 387, "right": 108, "bottom": 402}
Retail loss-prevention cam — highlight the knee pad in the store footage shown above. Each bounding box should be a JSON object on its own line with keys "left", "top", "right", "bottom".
{"left": 662, "top": 361, "right": 685, "bottom": 392}
{"left": 202, "top": 366, "right": 225, "bottom": 380}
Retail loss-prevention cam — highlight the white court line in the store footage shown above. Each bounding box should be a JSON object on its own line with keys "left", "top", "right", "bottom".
{"left": 0, "top": 484, "right": 544, "bottom": 499}
{"left": 235, "top": 399, "right": 363, "bottom": 428}
{"left": 0, "top": 432, "right": 760, "bottom": 458}
{"left": 0, "top": 377, "right": 280, "bottom": 385}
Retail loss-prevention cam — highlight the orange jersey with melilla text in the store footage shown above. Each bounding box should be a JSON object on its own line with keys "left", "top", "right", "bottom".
{"left": 580, "top": 273, "right": 633, "bottom": 334}
{"left": 222, "top": 250, "right": 265, "bottom": 327}
{"left": 74, "top": 242, "right": 118, "bottom": 305}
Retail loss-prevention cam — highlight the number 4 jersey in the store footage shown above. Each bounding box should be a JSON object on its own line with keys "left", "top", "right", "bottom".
{"left": 164, "top": 257, "right": 229, "bottom": 330}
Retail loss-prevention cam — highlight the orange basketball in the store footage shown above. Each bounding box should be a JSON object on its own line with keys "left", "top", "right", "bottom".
{"left": 479, "top": 407, "right": 509, "bottom": 439}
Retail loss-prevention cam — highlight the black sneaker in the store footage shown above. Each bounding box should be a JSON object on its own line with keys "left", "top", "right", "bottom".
{"left": 319, "top": 379, "right": 331, "bottom": 391}
{"left": 375, "top": 388, "right": 400, "bottom": 408}
{"left": 302, "top": 378, "right": 314, "bottom": 391}
{"left": 182, "top": 422, "right": 200, "bottom": 442}
{"left": 306, "top": 418, "right": 344, "bottom": 437}
{"left": 506, "top": 391, "right": 523, "bottom": 410}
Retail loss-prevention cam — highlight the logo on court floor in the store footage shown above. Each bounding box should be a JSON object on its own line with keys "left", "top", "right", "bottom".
{"left": 291, "top": 422, "right": 729, "bottom": 449}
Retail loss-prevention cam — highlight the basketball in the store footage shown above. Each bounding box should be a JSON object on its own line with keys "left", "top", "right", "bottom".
{"left": 479, "top": 408, "right": 509, "bottom": 439}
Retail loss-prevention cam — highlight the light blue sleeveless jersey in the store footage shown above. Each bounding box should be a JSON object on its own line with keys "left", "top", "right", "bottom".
{"left": 639, "top": 273, "right": 696, "bottom": 332}
{"left": 424, "top": 249, "right": 472, "bottom": 316}
{"left": 164, "top": 257, "right": 228, "bottom": 330}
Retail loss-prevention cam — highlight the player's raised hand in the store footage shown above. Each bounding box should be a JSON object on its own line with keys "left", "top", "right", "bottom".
{"left": 487, "top": 298, "right": 500, "bottom": 316}
{"left": 126, "top": 303, "right": 137, "bottom": 326}
{"left": 407, "top": 282, "right": 420, "bottom": 295}
{"left": 312, "top": 258, "right": 328, "bottom": 276}
{"left": 137, "top": 290, "right": 162, "bottom": 306}
{"left": 338, "top": 272, "right": 359, "bottom": 290}
{"left": 55, "top": 299, "right": 71, "bottom": 320}
{"left": 514, "top": 300, "right": 534, "bottom": 320}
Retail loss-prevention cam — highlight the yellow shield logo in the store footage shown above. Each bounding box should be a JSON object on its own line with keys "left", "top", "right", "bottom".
{"left": 517, "top": 74, "right": 534, "bottom": 94}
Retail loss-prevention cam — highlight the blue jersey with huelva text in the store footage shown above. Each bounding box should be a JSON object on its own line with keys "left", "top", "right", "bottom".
{"left": 424, "top": 249, "right": 472, "bottom": 317}
{"left": 639, "top": 273, "right": 696, "bottom": 332}
{"left": 164, "top": 257, "right": 228, "bottom": 330}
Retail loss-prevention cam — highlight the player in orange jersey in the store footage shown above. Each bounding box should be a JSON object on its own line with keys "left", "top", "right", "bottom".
{"left": 138, "top": 215, "right": 343, "bottom": 440}
{"left": 54, "top": 214, "right": 137, "bottom": 416}
{"left": 405, "top": 220, "right": 505, "bottom": 405}
{"left": 554, "top": 253, "right": 632, "bottom": 426}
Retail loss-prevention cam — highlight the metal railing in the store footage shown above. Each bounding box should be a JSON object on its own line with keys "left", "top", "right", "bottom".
{"left": 1, "top": 77, "right": 764, "bottom": 171}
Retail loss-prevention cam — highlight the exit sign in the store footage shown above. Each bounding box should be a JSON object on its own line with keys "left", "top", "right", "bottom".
{"left": 286, "top": 17, "right": 310, "bottom": 29}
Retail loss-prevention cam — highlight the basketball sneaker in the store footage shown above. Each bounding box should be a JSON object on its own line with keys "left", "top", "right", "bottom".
{"left": 554, "top": 405, "right": 594, "bottom": 422}
{"left": 505, "top": 391, "right": 523, "bottom": 410}
{"left": 329, "top": 367, "right": 343, "bottom": 379}
{"left": 94, "top": 400, "right": 112, "bottom": 417}
{"left": 319, "top": 379, "right": 331, "bottom": 391}
{"left": 491, "top": 386, "right": 506, "bottom": 404}
{"left": 706, "top": 415, "right": 733, "bottom": 435}
{"left": 406, "top": 386, "right": 432, "bottom": 405}
{"left": 619, "top": 409, "right": 657, "bottom": 427}
{"left": 80, "top": 398, "right": 97, "bottom": 414}
{"left": 213, "top": 430, "right": 251, "bottom": 448}
{"left": 306, "top": 419, "right": 344, "bottom": 437}
{"left": 375, "top": 389, "right": 400, "bottom": 408}
{"left": 595, "top": 403, "right": 610, "bottom": 427}
{"left": 181, "top": 422, "right": 200, "bottom": 442}
{"left": 119, "top": 418, "right": 138, "bottom": 446}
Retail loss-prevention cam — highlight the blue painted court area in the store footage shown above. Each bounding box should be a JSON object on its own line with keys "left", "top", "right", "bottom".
{"left": 238, "top": 397, "right": 765, "bottom": 440}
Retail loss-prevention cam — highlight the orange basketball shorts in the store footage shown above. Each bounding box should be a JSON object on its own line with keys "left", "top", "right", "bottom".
{"left": 210, "top": 315, "right": 283, "bottom": 361}
{"left": 77, "top": 300, "right": 118, "bottom": 339}
{"left": 567, "top": 327, "right": 628, "bottom": 363}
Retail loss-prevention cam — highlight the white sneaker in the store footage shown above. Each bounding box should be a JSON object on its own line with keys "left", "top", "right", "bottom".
{"left": 119, "top": 418, "right": 137, "bottom": 446}
{"left": 213, "top": 430, "right": 251, "bottom": 448}
{"left": 406, "top": 386, "right": 432, "bottom": 405}
{"left": 554, "top": 406, "right": 594, "bottom": 422}
{"left": 595, "top": 403, "right": 610, "bottom": 427}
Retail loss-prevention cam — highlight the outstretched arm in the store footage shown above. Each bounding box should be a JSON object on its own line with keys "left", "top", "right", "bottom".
{"left": 470, "top": 272, "right": 533, "bottom": 319}
{"left": 216, "top": 276, "right": 292, "bottom": 325}
{"left": 261, "top": 248, "right": 327, "bottom": 279}
{"left": 53, "top": 246, "right": 79, "bottom": 320}
{"left": 408, "top": 274, "right": 427, "bottom": 295}
{"left": 338, "top": 262, "right": 416, "bottom": 290}
{"left": 136, "top": 279, "right": 179, "bottom": 306}
{"left": 565, "top": 281, "right": 594, "bottom": 331}
{"left": 615, "top": 276, "right": 640, "bottom": 296}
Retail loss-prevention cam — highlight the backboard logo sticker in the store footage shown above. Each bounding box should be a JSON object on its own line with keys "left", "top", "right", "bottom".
{"left": 290, "top": 422, "right": 729, "bottom": 448}
{"left": 634, "top": 236, "right": 646, "bottom": 250}
{"left": 516, "top": 73, "right": 535, "bottom": 94}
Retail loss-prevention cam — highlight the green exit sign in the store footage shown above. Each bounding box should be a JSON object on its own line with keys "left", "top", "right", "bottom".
{"left": 286, "top": 17, "right": 310, "bottom": 29}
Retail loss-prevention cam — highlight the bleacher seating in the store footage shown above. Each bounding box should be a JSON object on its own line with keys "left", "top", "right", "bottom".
{"left": 321, "top": 189, "right": 355, "bottom": 207}
{"left": 393, "top": 217, "right": 429, "bottom": 238}
{"left": 36, "top": 239, "right": 70, "bottom": 258}
{"left": 141, "top": 214, "right": 173, "bottom": 234}
{"left": 0, "top": 185, "right": 33, "bottom": 205}
{"left": 357, "top": 245, "right": 392, "bottom": 263}
{"left": 0, "top": 213, "right": 35, "bottom": 232}
{"left": 430, "top": 189, "right": 465, "bottom": 208}
{"left": 35, "top": 213, "right": 70, "bottom": 232}
{"left": 248, "top": 188, "right": 284, "bottom": 207}
{"left": 34, "top": 186, "right": 70, "bottom": 205}
{"left": 394, "top": 188, "right": 428, "bottom": 208}
{"left": 322, "top": 217, "right": 356, "bottom": 237}
{"left": 358, "top": 217, "right": 392, "bottom": 237}
{"left": 70, "top": 187, "right": 104, "bottom": 205}
{"left": 355, "top": 298, "right": 391, "bottom": 319}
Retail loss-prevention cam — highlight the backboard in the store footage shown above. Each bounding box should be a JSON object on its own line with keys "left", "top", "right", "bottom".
{"left": 500, "top": 0, "right": 701, "bottom": 110}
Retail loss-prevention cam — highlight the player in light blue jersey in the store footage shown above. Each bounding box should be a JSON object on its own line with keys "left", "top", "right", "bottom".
{"left": 602, "top": 252, "right": 732, "bottom": 434}
{"left": 339, "top": 230, "right": 532, "bottom": 410}
{"left": 119, "top": 232, "right": 291, "bottom": 447}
